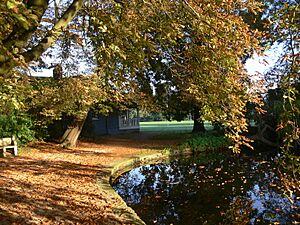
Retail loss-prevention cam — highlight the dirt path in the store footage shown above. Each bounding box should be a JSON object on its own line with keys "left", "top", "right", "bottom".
{"left": 0, "top": 133, "right": 181, "bottom": 225}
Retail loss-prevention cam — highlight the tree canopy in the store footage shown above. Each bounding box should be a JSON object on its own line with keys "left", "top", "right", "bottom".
{"left": 1, "top": 0, "right": 297, "bottom": 153}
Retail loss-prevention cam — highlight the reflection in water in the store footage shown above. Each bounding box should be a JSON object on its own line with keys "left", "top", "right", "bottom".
{"left": 113, "top": 155, "right": 299, "bottom": 225}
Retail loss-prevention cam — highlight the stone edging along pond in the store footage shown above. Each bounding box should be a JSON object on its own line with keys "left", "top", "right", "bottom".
{"left": 97, "top": 148, "right": 191, "bottom": 225}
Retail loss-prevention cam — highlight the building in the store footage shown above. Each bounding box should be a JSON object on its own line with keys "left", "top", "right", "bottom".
{"left": 81, "top": 109, "right": 140, "bottom": 138}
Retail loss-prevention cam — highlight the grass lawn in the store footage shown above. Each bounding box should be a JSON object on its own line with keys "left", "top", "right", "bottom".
{"left": 139, "top": 120, "right": 193, "bottom": 140}
{"left": 139, "top": 121, "right": 214, "bottom": 140}
{"left": 140, "top": 121, "right": 213, "bottom": 132}
{"left": 140, "top": 120, "right": 194, "bottom": 132}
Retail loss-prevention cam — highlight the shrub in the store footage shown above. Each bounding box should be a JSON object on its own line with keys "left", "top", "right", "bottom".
{"left": 0, "top": 113, "right": 35, "bottom": 144}
{"left": 181, "top": 134, "right": 230, "bottom": 152}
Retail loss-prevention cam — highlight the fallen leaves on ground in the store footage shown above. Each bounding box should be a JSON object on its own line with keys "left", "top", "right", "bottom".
{"left": 0, "top": 134, "right": 180, "bottom": 224}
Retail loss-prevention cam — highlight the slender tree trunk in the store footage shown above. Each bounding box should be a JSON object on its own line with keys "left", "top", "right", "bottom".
{"left": 192, "top": 107, "right": 205, "bottom": 133}
{"left": 60, "top": 115, "right": 87, "bottom": 148}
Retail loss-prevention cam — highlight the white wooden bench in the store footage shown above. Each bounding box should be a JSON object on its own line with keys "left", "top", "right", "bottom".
{"left": 0, "top": 136, "right": 18, "bottom": 157}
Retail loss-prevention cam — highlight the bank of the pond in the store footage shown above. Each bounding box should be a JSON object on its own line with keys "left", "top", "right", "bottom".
{"left": 0, "top": 132, "right": 185, "bottom": 224}
{"left": 104, "top": 134, "right": 227, "bottom": 224}
{"left": 102, "top": 144, "right": 194, "bottom": 224}
{"left": 98, "top": 150, "right": 171, "bottom": 225}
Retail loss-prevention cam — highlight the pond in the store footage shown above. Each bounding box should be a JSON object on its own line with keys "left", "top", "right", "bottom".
{"left": 112, "top": 153, "right": 299, "bottom": 225}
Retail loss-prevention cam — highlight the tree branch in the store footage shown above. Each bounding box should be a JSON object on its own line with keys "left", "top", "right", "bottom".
{"left": 2, "top": 0, "right": 49, "bottom": 51}
{"left": 182, "top": 0, "right": 217, "bottom": 32}
{"left": 23, "top": 0, "right": 84, "bottom": 63}
{"left": 0, "top": 0, "right": 50, "bottom": 74}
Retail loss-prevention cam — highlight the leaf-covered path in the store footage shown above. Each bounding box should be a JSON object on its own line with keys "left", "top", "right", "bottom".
{"left": 0, "top": 133, "right": 180, "bottom": 224}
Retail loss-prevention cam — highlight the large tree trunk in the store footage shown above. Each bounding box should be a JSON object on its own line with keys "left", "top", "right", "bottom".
{"left": 192, "top": 108, "right": 205, "bottom": 133}
{"left": 60, "top": 115, "right": 87, "bottom": 148}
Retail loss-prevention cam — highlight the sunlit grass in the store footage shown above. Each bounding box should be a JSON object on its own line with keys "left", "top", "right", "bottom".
{"left": 140, "top": 121, "right": 213, "bottom": 133}
{"left": 139, "top": 121, "right": 214, "bottom": 140}
{"left": 140, "top": 120, "right": 194, "bottom": 133}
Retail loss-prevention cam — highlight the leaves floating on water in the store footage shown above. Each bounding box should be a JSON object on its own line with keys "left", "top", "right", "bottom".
{"left": 113, "top": 154, "right": 300, "bottom": 225}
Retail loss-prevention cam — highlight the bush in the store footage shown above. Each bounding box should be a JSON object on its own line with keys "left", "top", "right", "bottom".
{"left": 0, "top": 113, "right": 35, "bottom": 144}
{"left": 181, "top": 134, "right": 229, "bottom": 152}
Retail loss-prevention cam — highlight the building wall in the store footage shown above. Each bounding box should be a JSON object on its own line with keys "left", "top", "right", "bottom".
{"left": 81, "top": 110, "right": 140, "bottom": 138}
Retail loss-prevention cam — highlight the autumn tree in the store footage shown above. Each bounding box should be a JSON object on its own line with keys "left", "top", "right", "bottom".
{"left": 261, "top": 0, "right": 299, "bottom": 192}
{"left": 0, "top": 0, "right": 263, "bottom": 150}
{"left": 0, "top": 0, "right": 132, "bottom": 147}
{"left": 265, "top": 0, "right": 299, "bottom": 148}
{"left": 147, "top": 51, "right": 206, "bottom": 132}
{"left": 0, "top": 0, "right": 85, "bottom": 74}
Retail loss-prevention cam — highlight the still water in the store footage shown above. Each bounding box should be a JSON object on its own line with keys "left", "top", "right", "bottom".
{"left": 112, "top": 153, "right": 299, "bottom": 225}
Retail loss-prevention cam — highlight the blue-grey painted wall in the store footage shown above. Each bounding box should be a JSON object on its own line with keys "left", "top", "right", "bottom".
{"left": 81, "top": 110, "right": 139, "bottom": 138}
